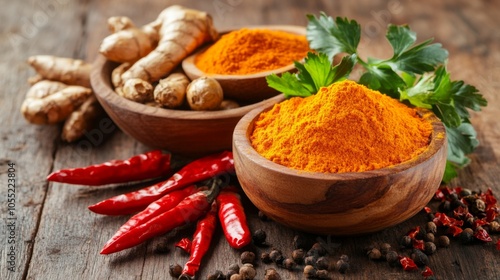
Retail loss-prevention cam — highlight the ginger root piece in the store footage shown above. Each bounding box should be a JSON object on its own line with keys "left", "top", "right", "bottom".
{"left": 122, "top": 78, "right": 154, "bottom": 103}
{"left": 111, "top": 62, "right": 131, "bottom": 89}
{"left": 28, "top": 56, "right": 92, "bottom": 88}
{"left": 186, "top": 77, "right": 223, "bottom": 111}
{"left": 99, "top": 21, "right": 159, "bottom": 63}
{"left": 121, "top": 5, "right": 218, "bottom": 83}
{"left": 219, "top": 99, "right": 240, "bottom": 110}
{"left": 107, "top": 16, "right": 135, "bottom": 33}
{"left": 153, "top": 72, "right": 190, "bottom": 108}
{"left": 27, "top": 74, "right": 44, "bottom": 86}
{"left": 21, "top": 81, "right": 92, "bottom": 125}
{"left": 61, "top": 95, "right": 105, "bottom": 142}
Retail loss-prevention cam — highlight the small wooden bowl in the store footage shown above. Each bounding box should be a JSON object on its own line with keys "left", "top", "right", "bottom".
{"left": 182, "top": 25, "right": 306, "bottom": 103}
{"left": 90, "top": 55, "right": 284, "bottom": 157}
{"left": 233, "top": 103, "right": 448, "bottom": 235}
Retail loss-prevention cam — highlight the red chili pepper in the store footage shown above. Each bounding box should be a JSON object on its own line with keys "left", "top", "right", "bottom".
{"left": 496, "top": 239, "right": 500, "bottom": 250}
{"left": 472, "top": 218, "right": 488, "bottom": 229}
{"left": 175, "top": 238, "right": 192, "bottom": 254}
{"left": 423, "top": 206, "right": 432, "bottom": 214}
{"left": 407, "top": 226, "right": 420, "bottom": 239}
{"left": 486, "top": 207, "right": 498, "bottom": 222}
{"left": 412, "top": 239, "right": 425, "bottom": 250}
{"left": 100, "top": 179, "right": 221, "bottom": 255}
{"left": 217, "top": 188, "right": 251, "bottom": 249}
{"left": 88, "top": 151, "right": 234, "bottom": 215}
{"left": 422, "top": 266, "right": 434, "bottom": 277}
{"left": 447, "top": 225, "right": 463, "bottom": 237}
{"left": 179, "top": 202, "right": 218, "bottom": 279}
{"left": 400, "top": 256, "right": 418, "bottom": 271}
{"left": 453, "top": 205, "right": 469, "bottom": 219}
{"left": 47, "top": 150, "right": 171, "bottom": 186}
{"left": 473, "top": 227, "right": 492, "bottom": 242}
{"left": 433, "top": 212, "right": 464, "bottom": 227}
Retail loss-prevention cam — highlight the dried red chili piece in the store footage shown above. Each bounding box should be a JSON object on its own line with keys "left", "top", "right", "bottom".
{"left": 400, "top": 257, "right": 418, "bottom": 271}
{"left": 434, "top": 189, "right": 446, "bottom": 201}
{"left": 486, "top": 207, "right": 498, "bottom": 222}
{"left": 100, "top": 179, "right": 222, "bottom": 255}
{"left": 447, "top": 225, "right": 463, "bottom": 237}
{"left": 453, "top": 206, "right": 469, "bottom": 219}
{"left": 89, "top": 151, "right": 234, "bottom": 215}
{"left": 472, "top": 218, "right": 488, "bottom": 229}
{"left": 422, "top": 266, "right": 434, "bottom": 277}
{"left": 47, "top": 150, "right": 171, "bottom": 186}
{"left": 423, "top": 207, "right": 432, "bottom": 214}
{"left": 407, "top": 226, "right": 420, "bottom": 239}
{"left": 175, "top": 238, "right": 192, "bottom": 254}
{"left": 481, "top": 188, "right": 497, "bottom": 207}
{"left": 179, "top": 202, "right": 218, "bottom": 279}
{"left": 433, "top": 212, "right": 464, "bottom": 227}
{"left": 412, "top": 239, "right": 425, "bottom": 250}
{"left": 217, "top": 188, "right": 251, "bottom": 249}
{"left": 474, "top": 227, "right": 492, "bottom": 242}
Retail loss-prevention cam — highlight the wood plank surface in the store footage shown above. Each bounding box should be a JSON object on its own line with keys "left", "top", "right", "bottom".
{"left": 1, "top": 0, "right": 499, "bottom": 279}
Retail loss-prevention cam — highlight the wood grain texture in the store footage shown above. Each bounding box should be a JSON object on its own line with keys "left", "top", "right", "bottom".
{"left": 1, "top": 0, "right": 499, "bottom": 279}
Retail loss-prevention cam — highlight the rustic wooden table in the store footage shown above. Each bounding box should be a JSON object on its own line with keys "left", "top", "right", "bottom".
{"left": 1, "top": 0, "right": 499, "bottom": 279}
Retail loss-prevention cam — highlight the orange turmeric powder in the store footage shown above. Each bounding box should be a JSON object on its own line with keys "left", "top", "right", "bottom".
{"left": 195, "top": 28, "right": 309, "bottom": 75}
{"left": 250, "top": 80, "right": 433, "bottom": 173}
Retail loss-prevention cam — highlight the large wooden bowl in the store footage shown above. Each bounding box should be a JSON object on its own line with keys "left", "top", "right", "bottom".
{"left": 233, "top": 103, "right": 448, "bottom": 235}
{"left": 91, "top": 55, "right": 284, "bottom": 157}
{"left": 182, "top": 25, "right": 306, "bottom": 103}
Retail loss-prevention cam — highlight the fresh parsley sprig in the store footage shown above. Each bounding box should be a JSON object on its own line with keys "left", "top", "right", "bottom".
{"left": 265, "top": 12, "right": 487, "bottom": 182}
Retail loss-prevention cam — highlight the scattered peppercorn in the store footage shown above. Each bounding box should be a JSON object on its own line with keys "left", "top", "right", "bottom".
{"left": 423, "top": 242, "right": 436, "bottom": 255}
{"left": 437, "top": 235, "right": 450, "bottom": 247}
{"left": 385, "top": 250, "right": 399, "bottom": 266}
{"left": 379, "top": 243, "right": 392, "bottom": 256}
{"left": 230, "top": 274, "right": 243, "bottom": 280}
{"left": 258, "top": 210, "right": 268, "bottom": 221}
{"left": 239, "top": 263, "right": 256, "bottom": 280}
{"left": 400, "top": 235, "right": 412, "bottom": 248}
{"left": 335, "top": 259, "right": 349, "bottom": 274}
{"left": 316, "top": 269, "right": 330, "bottom": 279}
{"left": 367, "top": 248, "right": 382, "bottom": 260}
{"left": 264, "top": 268, "right": 281, "bottom": 280}
{"left": 304, "top": 255, "right": 316, "bottom": 266}
{"left": 410, "top": 249, "right": 429, "bottom": 266}
{"left": 292, "top": 249, "right": 305, "bottom": 264}
{"left": 252, "top": 229, "right": 267, "bottom": 246}
{"left": 459, "top": 228, "right": 474, "bottom": 244}
{"left": 168, "top": 264, "right": 182, "bottom": 278}
{"left": 207, "top": 270, "right": 225, "bottom": 280}
{"left": 308, "top": 242, "right": 327, "bottom": 257}
{"left": 489, "top": 221, "right": 500, "bottom": 233}
{"left": 460, "top": 188, "right": 472, "bottom": 197}
{"left": 283, "top": 258, "right": 297, "bottom": 271}
{"left": 425, "top": 232, "right": 435, "bottom": 243}
{"left": 241, "top": 251, "right": 256, "bottom": 264}
{"left": 293, "top": 235, "right": 314, "bottom": 250}
{"left": 425, "top": 221, "right": 437, "bottom": 234}
{"left": 303, "top": 265, "right": 316, "bottom": 279}
{"left": 261, "top": 252, "right": 272, "bottom": 264}
{"left": 339, "top": 254, "right": 349, "bottom": 263}
{"left": 439, "top": 200, "right": 451, "bottom": 212}
{"left": 269, "top": 249, "right": 284, "bottom": 266}
{"left": 315, "top": 256, "right": 329, "bottom": 270}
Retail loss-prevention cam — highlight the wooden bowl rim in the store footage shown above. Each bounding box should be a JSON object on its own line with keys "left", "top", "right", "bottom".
{"left": 181, "top": 25, "right": 307, "bottom": 80}
{"left": 234, "top": 99, "right": 447, "bottom": 181}
{"left": 90, "top": 54, "right": 286, "bottom": 121}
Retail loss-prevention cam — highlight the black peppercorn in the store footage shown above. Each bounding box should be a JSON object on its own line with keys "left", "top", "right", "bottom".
{"left": 385, "top": 250, "right": 399, "bottom": 267}
{"left": 308, "top": 242, "right": 327, "bottom": 257}
{"left": 252, "top": 229, "right": 267, "bottom": 246}
{"left": 459, "top": 228, "right": 474, "bottom": 244}
{"left": 425, "top": 232, "right": 435, "bottom": 243}
{"left": 400, "top": 235, "right": 412, "bottom": 248}
{"left": 367, "top": 248, "right": 382, "bottom": 260}
{"left": 335, "top": 259, "right": 349, "bottom": 274}
{"left": 315, "top": 256, "right": 329, "bottom": 270}
{"left": 261, "top": 252, "right": 272, "bottom": 264}
{"left": 264, "top": 268, "right": 281, "bottom": 280}
{"left": 241, "top": 251, "right": 256, "bottom": 264}
{"left": 437, "top": 235, "right": 450, "bottom": 247}
{"left": 460, "top": 188, "right": 472, "bottom": 197}
{"left": 379, "top": 243, "right": 392, "bottom": 256}
{"left": 427, "top": 212, "right": 436, "bottom": 221}
{"left": 283, "top": 258, "right": 296, "bottom": 271}
{"left": 239, "top": 264, "right": 256, "bottom": 280}
{"left": 423, "top": 242, "right": 436, "bottom": 255}
{"left": 169, "top": 264, "right": 182, "bottom": 278}
{"left": 410, "top": 249, "right": 429, "bottom": 266}
{"left": 339, "top": 254, "right": 349, "bottom": 263}
{"left": 227, "top": 264, "right": 239, "bottom": 279}
{"left": 316, "top": 269, "right": 330, "bottom": 279}
{"left": 425, "top": 221, "right": 437, "bottom": 234}
{"left": 293, "top": 235, "right": 314, "bottom": 250}
{"left": 207, "top": 270, "right": 225, "bottom": 280}
{"left": 489, "top": 221, "right": 500, "bottom": 233}
{"left": 304, "top": 255, "right": 316, "bottom": 266}
{"left": 303, "top": 265, "right": 316, "bottom": 279}
{"left": 258, "top": 210, "right": 269, "bottom": 221}
{"left": 439, "top": 200, "right": 451, "bottom": 213}
{"left": 292, "top": 249, "right": 305, "bottom": 264}
{"left": 269, "top": 249, "right": 283, "bottom": 263}
{"left": 230, "top": 274, "right": 243, "bottom": 280}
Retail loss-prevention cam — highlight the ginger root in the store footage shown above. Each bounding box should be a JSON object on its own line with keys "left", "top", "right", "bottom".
{"left": 111, "top": 62, "right": 131, "bottom": 89}
{"left": 28, "top": 56, "right": 92, "bottom": 88}
{"left": 99, "top": 19, "right": 159, "bottom": 63}
{"left": 219, "top": 100, "right": 240, "bottom": 110}
{"left": 122, "top": 78, "right": 154, "bottom": 103}
{"left": 186, "top": 77, "right": 223, "bottom": 111}
{"left": 154, "top": 73, "right": 190, "bottom": 108}
{"left": 121, "top": 5, "right": 218, "bottom": 83}
{"left": 61, "top": 95, "right": 105, "bottom": 142}
{"left": 21, "top": 80, "right": 92, "bottom": 124}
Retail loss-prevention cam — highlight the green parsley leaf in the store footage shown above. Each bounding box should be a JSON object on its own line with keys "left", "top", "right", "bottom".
{"left": 266, "top": 52, "right": 356, "bottom": 98}
{"left": 442, "top": 161, "right": 459, "bottom": 183}
{"left": 386, "top": 24, "right": 417, "bottom": 57}
{"left": 306, "top": 13, "right": 361, "bottom": 61}
{"left": 359, "top": 65, "right": 406, "bottom": 98}
{"left": 445, "top": 122, "right": 479, "bottom": 166}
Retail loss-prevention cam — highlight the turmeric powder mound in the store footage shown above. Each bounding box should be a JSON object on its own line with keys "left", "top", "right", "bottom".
{"left": 250, "top": 80, "right": 433, "bottom": 173}
{"left": 195, "top": 28, "right": 309, "bottom": 75}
